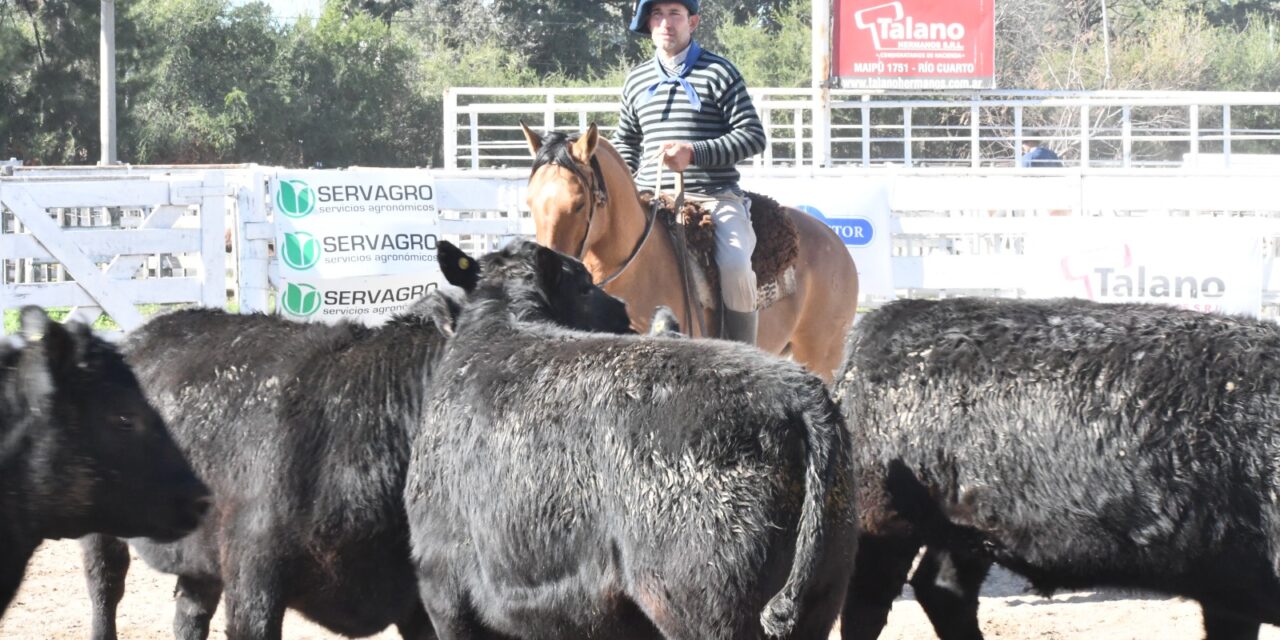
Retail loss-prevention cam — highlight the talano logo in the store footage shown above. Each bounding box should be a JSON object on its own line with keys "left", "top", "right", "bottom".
{"left": 281, "top": 282, "right": 321, "bottom": 317}
{"left": 276, "top": 179, "right": 316, "bottom": 218}
{"left": 854, "top": 2, "right": 965, "bottom": 51}
{"left": 282, "top": 232, "right": 321, "bottom": 270}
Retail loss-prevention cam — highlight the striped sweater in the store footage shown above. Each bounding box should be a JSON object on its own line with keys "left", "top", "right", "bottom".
{"left": 611, "top": 47, "right": 767, "bottom": 193}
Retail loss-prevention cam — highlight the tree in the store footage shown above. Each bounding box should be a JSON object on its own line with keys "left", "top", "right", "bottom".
{"left": 274, "top": 3, "right": 431, "bottom": 166}
{"left": 0, "top": 0, "right": 114, "bottom": 164}
{"left": 125, "top": 0, "right": 287, "bottom": 163}
{"left": 485, "top": 0, "right": 645, "bottom": 78}
{"left": 715, "top": 0, "right": 809, "bottom": 87}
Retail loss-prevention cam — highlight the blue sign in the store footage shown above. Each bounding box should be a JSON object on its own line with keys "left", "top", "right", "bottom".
{"left": 797, "top": 205, "right": 874, "bottom": 247}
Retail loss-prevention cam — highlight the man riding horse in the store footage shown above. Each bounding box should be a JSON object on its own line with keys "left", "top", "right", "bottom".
{"left": 613, "top": 0, "right": 766, "bottom": 345}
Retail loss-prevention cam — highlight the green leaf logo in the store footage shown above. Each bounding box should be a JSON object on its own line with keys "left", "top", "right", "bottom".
{"left": 276, "top": 179, "right": 316, "bottom": 218}
{"left": 281, "top": 282, "right": 321, "bottom": 317}
{"left": 281, "top": 232, "right": 320, "bottom": 270}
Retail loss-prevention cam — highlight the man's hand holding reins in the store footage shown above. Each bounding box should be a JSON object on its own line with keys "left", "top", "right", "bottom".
{"left": 660, "top": 141, "right": 695, "bottom": 172}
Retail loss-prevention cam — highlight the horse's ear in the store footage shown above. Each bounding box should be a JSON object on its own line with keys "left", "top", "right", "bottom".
{"left": 571, "top": 123, "right": 599, "bottom": 164}
{"left": 520, "top": 121, "right": 542, "bottom": 158}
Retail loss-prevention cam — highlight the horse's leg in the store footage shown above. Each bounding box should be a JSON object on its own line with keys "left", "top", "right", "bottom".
{"left": 788, "top": 315, "right": 846, "bottom": 384}
{"left": 780, "top": 209, "right": 859, "bottom": 383}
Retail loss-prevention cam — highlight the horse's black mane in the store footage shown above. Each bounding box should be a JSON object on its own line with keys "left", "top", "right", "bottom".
{"left": 529, "top": 130, "right": 608, "bottom": 204}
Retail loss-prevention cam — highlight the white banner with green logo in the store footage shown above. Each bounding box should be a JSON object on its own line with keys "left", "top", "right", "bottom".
{"left": 272, "top": 170, "right": 445, "bottom": 324}
{"left": 276, "top": 214, "right": 444, "bottom": 278}
{"left": 277, "top": 274, "right": 443, "bottom": 322}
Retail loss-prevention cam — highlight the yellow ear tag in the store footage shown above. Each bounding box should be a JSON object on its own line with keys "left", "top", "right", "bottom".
{"left": 458, "top": 257, "right": 471, "bottom": 271}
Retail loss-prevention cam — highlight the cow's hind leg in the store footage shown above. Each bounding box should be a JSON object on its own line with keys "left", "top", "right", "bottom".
{"left": 395, "top": 601, "right": 439, "bottom": 640}
{"left": 0, "top": 540, "right": 37, "bottom": 618}
{"left": 174, "top": 574, "right": 223, "bottom": 640}
{"left": 1202, "top": 607, "right": 1261, "bottom": 640}
{"left": 626, "top": 578, "right": 726, "bottom": 640}
{"left": 416, "top": 577, "right": 499, "bottom": 640}
{"left": 841, "top": 535, "right": 919, "bottom": 640}
{"left": 219, "top": 536, "right": 287, "bottom": 640}
{"left": 909, "top": 546, "right": 990, "bottom": 640}
{"left": 81, "top": 534, "right": 130, "bottom": 640}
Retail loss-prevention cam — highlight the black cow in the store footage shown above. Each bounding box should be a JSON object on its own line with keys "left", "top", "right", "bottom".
{"left": 403, "top": 242, "right": 858, "bottom": 640}
{"left": 2, "top": 307, "right": 208, "bottom": 617}
{"left": 837, "top": 297, "right": 1280, "bottom": 640}
{"left": 80, "top": 240, "right": 632, "bottom": 640}
{"left": 647, "top": 305, "right": 684, "bottom": 338}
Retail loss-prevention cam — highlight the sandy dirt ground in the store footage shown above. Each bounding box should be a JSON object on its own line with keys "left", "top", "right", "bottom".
{"left": 3, "top": 539, "right": 1278, "bottom": 639}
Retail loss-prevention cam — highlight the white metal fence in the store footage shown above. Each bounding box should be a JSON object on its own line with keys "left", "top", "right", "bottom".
{"left": 444, "top": 88, "right": 1280, "bottom": 170}
{"left": 4, "top": 160, "right": 1280, "bottom": 333}
{"left": 1, "top": 169, "right": 228, "bottom": 333}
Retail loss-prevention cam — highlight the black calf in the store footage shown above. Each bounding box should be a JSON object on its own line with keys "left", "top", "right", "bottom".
{"left": 405, "top": 240, "right": 857, "bottom": 640}
{"left": 837, "top": 297, "right": 1280, "bottom": 640}
{"left": 1, "top": 307, "right": 206, "bottom": 617}
{"left": 81, "top": 241, "right": 633, "bottom": 640}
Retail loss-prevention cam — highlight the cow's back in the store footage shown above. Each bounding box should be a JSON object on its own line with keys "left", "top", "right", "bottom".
{"left": 410, "top": 330, "right": 857, "bottom": 639}
{"left": 124, "top": 310, "right": 349, "bottom": 494}
{"left": 121, "top": 308, "right": 447, "bottom": 634}
{"left": 837, "top": 297, "right": 1280, "bottom": 598}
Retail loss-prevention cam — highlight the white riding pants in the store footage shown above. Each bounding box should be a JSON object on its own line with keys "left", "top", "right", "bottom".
{"left": 684, "top": 189, "right": 757, "bottom": 312}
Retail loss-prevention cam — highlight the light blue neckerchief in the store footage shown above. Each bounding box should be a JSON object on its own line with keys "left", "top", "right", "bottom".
{"left": 644, "top": 40, "right": 704, "bottom": 112}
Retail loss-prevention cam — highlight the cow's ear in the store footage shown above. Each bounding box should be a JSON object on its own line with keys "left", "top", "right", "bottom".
{"left": 438, "top": 240, "right": 481, "bottom": 292}
{"left": 19, "top": 306, "right": 52, "bottom": 343}
{"left": 521, "top": 121, "right": 543, "bottom": 158}
{"left": 535, "top": 245, "right": 566, "bottom": 292}
{"left": 19, "top": 306, "right": 80, "bottom": 365}
{"left": 16, "top": 306, "right": 73, "bottom": 400}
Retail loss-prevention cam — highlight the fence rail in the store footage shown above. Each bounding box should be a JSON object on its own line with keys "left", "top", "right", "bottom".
{"left": 444, "top": 88, "right": 1280, "bottom": 170}
{"left": 5, "top": 163, "right": 1280, "bottom": 332}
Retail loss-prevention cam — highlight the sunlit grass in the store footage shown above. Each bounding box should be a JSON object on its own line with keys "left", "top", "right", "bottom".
{"left": 3, "top": 301, "right": 250, "bottom": 334}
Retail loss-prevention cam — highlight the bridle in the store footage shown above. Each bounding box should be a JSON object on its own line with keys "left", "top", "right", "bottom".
{"left": 552, "top": 153, "right": 657, "bottom": 287}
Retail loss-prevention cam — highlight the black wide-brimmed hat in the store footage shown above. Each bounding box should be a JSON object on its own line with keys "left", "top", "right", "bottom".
{"left": 629, "top": 0, "right": 700, "bottom": 35}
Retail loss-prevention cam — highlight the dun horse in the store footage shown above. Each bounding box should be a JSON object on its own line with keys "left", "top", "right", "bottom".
{"left": 523, "top": 123, "right": 858, "bottom": 382}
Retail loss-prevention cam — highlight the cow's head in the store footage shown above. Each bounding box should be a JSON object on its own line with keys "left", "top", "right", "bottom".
{"left": 439, "top": 240, "right": 634, "bottom": 334}
{"left": 8, "top": 307, "right": 210, "bottom": 541}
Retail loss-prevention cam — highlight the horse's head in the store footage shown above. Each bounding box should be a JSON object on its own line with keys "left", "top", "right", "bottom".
{"left": 522, "top": 123, "right": 608, "bottom": 259}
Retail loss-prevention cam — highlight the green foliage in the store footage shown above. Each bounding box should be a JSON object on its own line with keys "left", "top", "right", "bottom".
{"left": 1, "top": 0, "right": 117, "bottom": 163}
{"left": 715, "top": 0, "right": 810, "bottom": 87}
{"left": 1, "top": 0, "right": 1276, "bottom": 168}
{"left": 1032, "top": 3, "right": 1279, "bottom": 91}
{"left": 126, "top": 0, "right": 286, "bottom": 163}
{"left": 2, "top": 304, "right": 188, "bottom": 334}
{"left": 274, "top": 3, "right": 431, "bottom": 167}
{"left": 486, "top": 0, "right": 642, "bottom": 78}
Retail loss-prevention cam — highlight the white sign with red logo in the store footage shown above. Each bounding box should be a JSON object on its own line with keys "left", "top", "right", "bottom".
{"left": 832, "top": 0, "right": 995, "bottom": 90}
{"left": 1023, "top": 218, "right": 1263, "bottom": 316}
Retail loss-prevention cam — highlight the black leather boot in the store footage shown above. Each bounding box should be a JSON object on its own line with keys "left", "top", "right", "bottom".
{"left": 722, "top": 309, "right": 758, "bottom": 346}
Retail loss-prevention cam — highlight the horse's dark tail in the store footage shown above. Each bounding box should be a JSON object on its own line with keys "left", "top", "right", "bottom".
{"left": 760, "top": 378, "right": 842, "bottom": 638}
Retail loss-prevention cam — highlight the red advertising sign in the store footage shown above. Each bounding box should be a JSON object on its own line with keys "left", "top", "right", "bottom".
{"left": 832, "top": 0, "right": 994, "bottom": 90}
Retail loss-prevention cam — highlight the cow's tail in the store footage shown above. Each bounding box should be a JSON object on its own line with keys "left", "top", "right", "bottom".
{"left": 760, "top": 378, "right": 843, "bottom": 638}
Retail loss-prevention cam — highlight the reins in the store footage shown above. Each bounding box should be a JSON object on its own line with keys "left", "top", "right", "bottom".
{"left": 563, "top": 144, "right": 702, "bottom": 335}
{"left": 637, "top": 153, "right": 705, "bottom": 337}
{"left": 581, "top": 152, "right": 659, "bottom": 287}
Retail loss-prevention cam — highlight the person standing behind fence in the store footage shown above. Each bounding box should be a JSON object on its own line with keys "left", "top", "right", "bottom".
{"left": 1020, "top": 139, "right": 1070, "bottom": 216}
{"left": 1020, "top": 139, "right": 1063, "bottom": 168}
{"left": 612, "top": 0, "right": 767, "bottom": 346}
